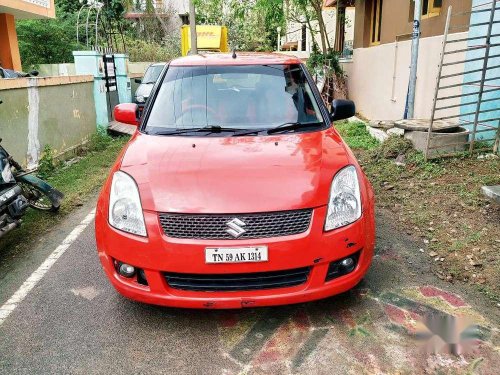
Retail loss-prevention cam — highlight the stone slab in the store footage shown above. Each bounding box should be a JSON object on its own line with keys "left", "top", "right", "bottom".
{"left": 404, "top": 127, "right": 469, "bottom": 156}
{"left": 366, "top": 125, "right": 389, "bottom": 142}
{"left": 387, "top": 127, "right": 405, "bottom": 136}
{"left": 368, "top": 120, "right": 395, "bottom": 129}
{"left": 395, "top": 119, "right": 461, "bottom": 131}
{"left": 481, "top": 185, "right": 500, "bottom": 204}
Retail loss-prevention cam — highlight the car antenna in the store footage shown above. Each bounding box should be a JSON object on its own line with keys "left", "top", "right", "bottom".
{"left": 232, "top": 50, "right": 237, "bottom": 59}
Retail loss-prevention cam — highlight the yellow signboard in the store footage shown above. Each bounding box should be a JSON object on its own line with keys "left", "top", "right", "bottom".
{"left": 181, "top": 25, "right": 229, "bottom": 56}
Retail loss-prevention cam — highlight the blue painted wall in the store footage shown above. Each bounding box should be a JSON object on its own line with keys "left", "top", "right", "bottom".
{"left": 114, "top": 54, "right": 132, "bottom": 104}
{"left": 73, "top": 51, "right": 109, "bottom": 128}
{"left": 460, "top": 1, "right": 500, "bottom": 142}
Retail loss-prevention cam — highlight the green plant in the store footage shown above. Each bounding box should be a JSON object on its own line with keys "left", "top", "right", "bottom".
{"left": 37, "top": 145, "right": 57, "bottom": 179}
{"left": 194, "top": 0, "right": 285, "bottom": 52}
{"left": 125, "top": 37, "right": 180, "bottom": 62}
{"left": 335, "top": 121, "right": 379, "bottom": 150}
{"left": 307, "top": 46, "right": 344, "bottom": 78}
{"left": 88, "top": 127, "right": 114, "bottom": 152}
{"left": 16, "top": 13, "right": 84, "bottom": 69}
{"left": 371, "top": 136, "right": 414, "bottom": 160}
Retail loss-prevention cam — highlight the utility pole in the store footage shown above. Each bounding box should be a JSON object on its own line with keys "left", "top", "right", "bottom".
{"left": 189, "top": 0, "right": 198, "bottom": 55}
{"left": 407, "top": 0, "right": 422, "bottom": 119}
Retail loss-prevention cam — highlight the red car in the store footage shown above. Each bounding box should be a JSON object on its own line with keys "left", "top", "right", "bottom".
{"left": 95, "top": 53, "right": 375, "bottom": 309}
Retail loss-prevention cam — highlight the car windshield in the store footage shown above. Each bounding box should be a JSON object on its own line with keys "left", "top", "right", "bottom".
{"left": 145, "top": 64, "right": 324, "bottom": 133}
{"left": 142, "top": 65, "right": 164, "bottom": 84}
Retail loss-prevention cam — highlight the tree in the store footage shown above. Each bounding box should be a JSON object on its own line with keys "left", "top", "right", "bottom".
{"left": 255, "top": 0, "right": 286, "bottom": 51}
{"left": 122, "top": 0, "right": 179, "bottom": 44}
{"left": 286, "top": 0, "right": 332, "bottom": 53}
{"left": 16, "top": 7, "right": 83, "bottom": 69}
{"left": 194, "top": 0, "right": 285, "bottom": 51}
{"left": 309, "top": 0, "right": 331, "bottom": 52}
{"left": 286, "top": 0, "right": 319, "bottom": 51}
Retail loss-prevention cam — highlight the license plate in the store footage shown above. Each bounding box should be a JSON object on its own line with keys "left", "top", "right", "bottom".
{"left": 205, "top": 246, "right": 268, "bottom": 264}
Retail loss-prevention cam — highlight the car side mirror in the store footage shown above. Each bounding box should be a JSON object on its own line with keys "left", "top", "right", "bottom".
{"left": 114, "top": 103, "right": 139, "bottom": 126}
{"left": 134, "top": 78, "right": 142, "bottom": 84}
{"left": 330, "top": 99, "right": 355, "bottom": 121}
{"left": 29, "top": 70, "right": 39, "bottom": 77}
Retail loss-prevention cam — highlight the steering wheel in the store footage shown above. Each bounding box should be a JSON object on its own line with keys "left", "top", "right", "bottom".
{"left": 183, "top": 104, "right": 217, "bottom": 116}
{"left": 175, "top": 104, "right": 217, "bottom": 125}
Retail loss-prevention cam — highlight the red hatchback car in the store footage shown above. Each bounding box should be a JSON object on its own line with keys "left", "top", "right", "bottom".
{"left": 95, "top": 53, "right": 375, "bottom": 309}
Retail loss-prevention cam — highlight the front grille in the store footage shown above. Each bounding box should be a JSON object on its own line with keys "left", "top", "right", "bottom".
{"left": 164, "top": 267, "right": 311, "bottom": 292}
{"left": 159, "top": 209, "right": 312, "bottom": 240}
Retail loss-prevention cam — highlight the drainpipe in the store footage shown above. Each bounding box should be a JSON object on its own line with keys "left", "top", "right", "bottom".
{"left": 189, "top": 0, "right": 198, "bottom": 55}
{"left": 406, "top": 0, "right": 422, "bottom": 119}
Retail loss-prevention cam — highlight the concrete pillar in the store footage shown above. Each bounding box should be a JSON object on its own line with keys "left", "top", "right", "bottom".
{"left": 73, "top": 50, "right": 109, "bottom": 128}
{"left": 0, "top": 13, "right": 22, "bottom": 71}
{"left": 113, "top": 54, "right": 132, "bottom": 103}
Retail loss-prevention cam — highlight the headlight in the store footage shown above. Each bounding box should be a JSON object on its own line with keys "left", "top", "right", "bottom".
{"left": 325, "top": 165, "right": 362, "bottom": 231}
{"left": 109, "top": 171, "right": 147, "bottom": 236}
{"left": 136, "top": 95, "right": 145, "bottom": 103}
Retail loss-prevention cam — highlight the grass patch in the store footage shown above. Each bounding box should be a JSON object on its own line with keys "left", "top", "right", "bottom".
{"left": 344, "top": 120, "right": 500, "bottom": 302}
{"left": 335, "top": 121, "right": 379, "bottom": 150}
{"left": 0, "top": 132, "right": 129, "bottom": 254}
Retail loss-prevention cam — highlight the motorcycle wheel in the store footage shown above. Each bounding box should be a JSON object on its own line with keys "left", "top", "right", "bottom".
{"left": 19, "top": 182, "right": 60, "bottom": 212}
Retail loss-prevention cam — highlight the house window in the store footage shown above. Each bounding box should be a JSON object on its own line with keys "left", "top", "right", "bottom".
{"left": 410, "top": 0, "right": 442, "bottom": 21}
{"left": 370, "top": 0, "right": 383, "bottom": 45}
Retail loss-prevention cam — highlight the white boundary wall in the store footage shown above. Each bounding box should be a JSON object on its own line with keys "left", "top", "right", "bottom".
{"left": 345, "top": 32, "right": 467, "bottom": 121}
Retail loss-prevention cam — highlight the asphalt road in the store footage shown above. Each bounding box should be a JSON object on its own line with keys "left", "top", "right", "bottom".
{"left": 0, "top": 197, "right": 498, "bottom": 374}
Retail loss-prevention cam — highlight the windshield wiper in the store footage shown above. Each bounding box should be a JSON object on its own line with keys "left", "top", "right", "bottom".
{"left": 152, "top": 125, "right": 246, "bottom": 136}
{"left": 267, "top": 121, "right": 323, "bottom": 135}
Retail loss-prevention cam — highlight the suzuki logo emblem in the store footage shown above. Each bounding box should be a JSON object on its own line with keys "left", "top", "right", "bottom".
{"left": 226, "top": 218, "right": 246, "bottom": 238}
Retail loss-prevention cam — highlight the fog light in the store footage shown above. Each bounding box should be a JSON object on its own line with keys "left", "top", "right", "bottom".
{"left": 119, "top": 263, "right": 136, "bottom": 278}
{"left": 340, "top": 257, "right": 354, "bottom": 268}
{"left": 325, "top": 251, "right": 361, "bottom": 281}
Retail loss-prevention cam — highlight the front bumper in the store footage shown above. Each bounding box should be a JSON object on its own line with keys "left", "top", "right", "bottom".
{"left": 95, "top": 205, "right": 375, "bottom": 309}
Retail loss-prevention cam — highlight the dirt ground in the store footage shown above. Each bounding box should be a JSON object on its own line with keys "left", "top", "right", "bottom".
{"left": 354, "top": 140, "right": 500, "bottom": 306}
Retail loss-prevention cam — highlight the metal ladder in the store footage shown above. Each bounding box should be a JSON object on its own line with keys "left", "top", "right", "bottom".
{"left": 425, "top": 1, "right": 500, "bottom": 159}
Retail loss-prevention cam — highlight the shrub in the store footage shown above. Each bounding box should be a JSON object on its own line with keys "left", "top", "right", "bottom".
{"left": 372, "top": 136, "right": 414, "bottom": 159}
{"left": 125, "top": 37, "right": 180, "bottom": 62}
{"left": 88, "top": 127, "right": 114, "bottom": 152}
{"left": 306, "top": 46, "right": 344, "bottom": 78}
{"left": 37, "top": 145, "right": 57, "bottom": 179}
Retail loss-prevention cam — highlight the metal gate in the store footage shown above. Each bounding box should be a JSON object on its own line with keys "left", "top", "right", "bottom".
{"left": 103, "top": 54, "right": 119, "bottom": 122}
{"left": 425, "top": 1, "right": 500, "bottom": 159}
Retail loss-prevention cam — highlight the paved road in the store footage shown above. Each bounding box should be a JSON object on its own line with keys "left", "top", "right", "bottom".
{"left": 0, "top": 197, "right": 498, "bottom": 374}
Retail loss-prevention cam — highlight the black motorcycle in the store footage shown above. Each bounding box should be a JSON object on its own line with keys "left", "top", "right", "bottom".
{"left": 0, "top": 100, "right": 64, "bottom": 239}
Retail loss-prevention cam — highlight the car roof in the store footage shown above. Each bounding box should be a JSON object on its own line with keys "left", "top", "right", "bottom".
{"left": 150, "top": 63, "right": 166, "bottom": 67}
{"left": 169, "top": 52, "right": 303, "bottom": 67}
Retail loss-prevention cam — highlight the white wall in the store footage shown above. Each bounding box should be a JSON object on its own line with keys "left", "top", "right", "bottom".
{"left": 347, "top": 33, "right": 467, "bottom": 120}
{"left": 345, "top": 7, "right": 355, "bottom": 52}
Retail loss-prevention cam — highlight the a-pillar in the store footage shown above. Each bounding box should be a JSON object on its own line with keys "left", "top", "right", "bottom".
{"left": 113, "top": 54, "right": 132, "bottom": 103}
{"left": 73, "top": 50, "right": 109, "bottom": 128}
{"left": 0, "top": 13, "right": 22, "bottom": 71}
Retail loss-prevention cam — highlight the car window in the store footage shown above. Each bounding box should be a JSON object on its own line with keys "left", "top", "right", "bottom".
{"left": 0, "top": 69, "right": 4, "bottom": 78}
{"left": 145, "top": 64, "right": 324, "bottom": 132}
{"left": 142, "top": 65, "right": 164, "bottom": 84}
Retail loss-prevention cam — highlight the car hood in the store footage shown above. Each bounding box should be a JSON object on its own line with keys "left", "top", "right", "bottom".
{"left": 120, "top": 129, "right": 349, "bottom": 213}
